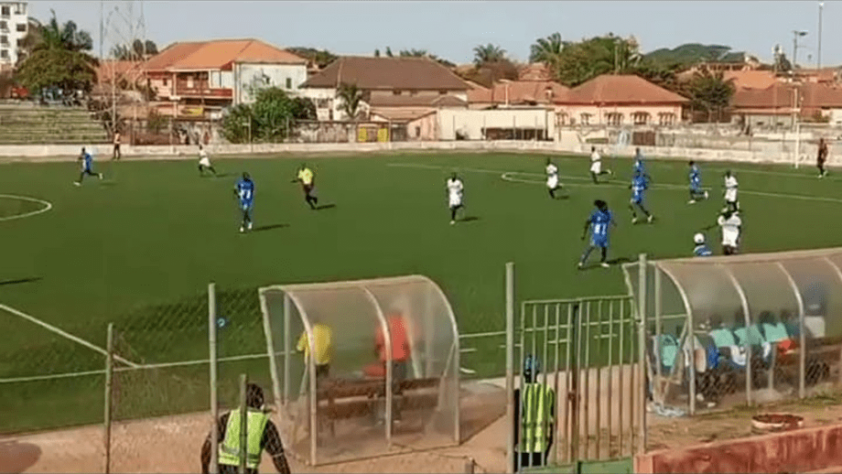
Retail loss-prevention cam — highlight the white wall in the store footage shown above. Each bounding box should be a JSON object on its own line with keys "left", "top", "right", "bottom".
{"left": 438, "top": 108, "right": 555, "bottom": 140}
{"left": 300, "top": 87, "right": 337, "bottom": 121}
{"left": 235, "top": 63, "right": 308, "bottom": 104}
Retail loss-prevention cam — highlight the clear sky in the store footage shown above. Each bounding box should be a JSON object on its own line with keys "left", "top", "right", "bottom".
{"left": 29, "top": 1, "right": 839, "bottom": 67}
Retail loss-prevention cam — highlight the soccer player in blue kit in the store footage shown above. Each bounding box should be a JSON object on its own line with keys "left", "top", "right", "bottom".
{"left": 74, "top": 147, "right": 103, "bottom": 186}
{"left": 579, "top": 199, "right": 616, "bottom": 269}
{"left": 688, "top": 161, "right": 709, "bottom": 204}
{"left": 628, "top": 173, "right": 653, "bottom": 224}
{"left": 234, "top": 172, "right": 255, "bottom": 233}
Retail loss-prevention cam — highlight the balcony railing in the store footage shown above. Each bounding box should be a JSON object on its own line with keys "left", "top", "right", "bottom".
{"left": 173, "top": 87, "right": 232, "bottom": 98}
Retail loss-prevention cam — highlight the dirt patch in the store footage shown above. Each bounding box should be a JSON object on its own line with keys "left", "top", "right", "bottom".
{"left": 647, "top": 392, "right": 842, "bottom": 452}
{"left": 0, "top": 383, "right": 508, "bottom": 474}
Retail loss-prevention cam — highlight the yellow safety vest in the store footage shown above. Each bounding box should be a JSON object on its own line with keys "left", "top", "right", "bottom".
{"left": 298, "top": 168, "right": 314, "bottom": 185}
{"left": 520, "top": 383, "right": 554, "bottom": 453}
{"left": 218, "top": 408, "right": 270, "bottom": 469}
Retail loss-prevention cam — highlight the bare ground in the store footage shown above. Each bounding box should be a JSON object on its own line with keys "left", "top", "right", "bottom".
{"left": 0, "top": 382, "right": 508, "bottom": 474}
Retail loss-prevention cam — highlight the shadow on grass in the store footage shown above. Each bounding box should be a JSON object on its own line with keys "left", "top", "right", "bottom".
{"left": 252, "top": 223, "right": 289, "bottom": 233}
{"left": 315, "top": 203, "right": 336, "bottom": 211}
{"left": 553, "top": 194, "right": 571, "bottom": 200}
{"left": 0, "top": 277, "right": 42, "bottom": 287}
{"left": 461, "top": 216, "right": 480, "bottom": 223}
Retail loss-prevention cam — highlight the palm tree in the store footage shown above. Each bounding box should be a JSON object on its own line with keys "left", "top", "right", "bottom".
{"left": 529, "top": 33, "right": 564, "bottom": 64}
{"left": 399, "top": 49, "right": 428, "bottom": 57}
{"left": 38, "top": 10, "right": 93, "bottom": 52}
{"left": 473, "top": 43, "right": 506, "bottom": 66}
{"left": 337, "top": 82, "right": 364, "bottom": 120}
{"left": 687, "top": 69, "right": 735, "bottom": 122}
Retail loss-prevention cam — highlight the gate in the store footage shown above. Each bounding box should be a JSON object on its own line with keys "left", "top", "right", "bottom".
{"left": 512, "top": 295, "right": 645, "bottom": 472}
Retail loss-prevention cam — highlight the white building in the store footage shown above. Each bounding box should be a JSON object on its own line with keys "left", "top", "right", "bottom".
{"left": 0, "top": 1, "right": 28, "bottom": 69}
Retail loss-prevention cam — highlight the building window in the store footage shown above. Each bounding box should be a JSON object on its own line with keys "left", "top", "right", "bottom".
{"left": 606, "top": 112, "right": 623, "bottom": 126}
{"left": 15, "top": 38, "right": 22, "bottom": 47}
{"left": 0, "top": 21, "right": 7, "bottom": 30}
{"left": 658, "top": 112, "right": 676, "bottom": 126}
{"left": 633, "top": 112, "right": 650, "bottom": 125}
{"left": 415, "top": 126, "right": 421, "bottom": 137}
{"left": 439, "top": 90, "right": 447, "bottom": 95}
{"left": 162, "top": 78, "right": 168, "bottom": 86}
{"left": 316, "top": 98, "right": 330, "bottom": 108}
{"left": 580, "top": 113, "right": 592, "bottom": 125}
{"left": 13, "top": 3, "right": 24, "bottom": 15}
{"left": 392, "top": 89, "right": 403, "bottom": 96}
{"left": 15, "top": 23, "right": 23, "bottom": 32}
{"left": 0, "top": 36, "right": 8, "bottom": 45}
{"left": 1, "top": 7, "right": 9, "bottom": 17}
{"left": 0, "top": 50, "right": 8, "bottom": 59}
{"left": 285, "top": 77, "right": 292, "bottom": 89}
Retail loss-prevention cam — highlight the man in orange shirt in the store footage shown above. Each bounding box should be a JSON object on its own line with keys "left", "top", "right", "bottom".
{"left": 373, "top": 313, "right": 410, "bottom": 422}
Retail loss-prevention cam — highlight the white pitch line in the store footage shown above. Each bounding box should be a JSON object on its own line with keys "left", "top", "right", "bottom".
{"left": 0, "top": 194, "right": 53, "bottom": 222}
{"left": 0, "top": 303, "right": 140, "bottom": 368}
{"left": 389, "top": 162, "right": 842, "bottom": 205}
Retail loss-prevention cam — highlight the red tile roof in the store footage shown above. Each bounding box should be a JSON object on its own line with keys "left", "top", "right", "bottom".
{"left": 368, "top": 95, "right": 466, "bottom": 107}
{"left": 556, "top": 74, "right": 689, "bottom": 105}
{"left": 732, "top": 82, "right": 842, "bottom": 109}
{"left": 301, "top": 56, "right": 470, "bottom": 91}
{"left": 722, "top": 70, "right": 777, "bottom": 90}
{"left": 146, "top": 39, "right": 305, "bottom": 72}
{"left": 468, "top": 80, "right": 568, "bottom": 105}
{"left": 518, "top": 63, "right": 552, "bottom": 81}
{"left": 97, "top": 60, "right": 145, "bottom": 84}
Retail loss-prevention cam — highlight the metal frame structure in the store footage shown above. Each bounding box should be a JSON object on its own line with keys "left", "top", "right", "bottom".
{"left": 623, "top": 248, "right": 842, "bottom": 415}
{"left": 257, "top": 275, "right": 461, "bottom": 466}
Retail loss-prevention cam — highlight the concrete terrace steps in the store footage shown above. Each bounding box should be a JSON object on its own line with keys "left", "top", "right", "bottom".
{"left": 0, "top": 105, "right": 108, "bottom": 145}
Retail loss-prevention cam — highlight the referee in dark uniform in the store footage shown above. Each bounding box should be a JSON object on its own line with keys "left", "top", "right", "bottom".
{"left": 201, "top": 383, "right": 291, "bottom": 474}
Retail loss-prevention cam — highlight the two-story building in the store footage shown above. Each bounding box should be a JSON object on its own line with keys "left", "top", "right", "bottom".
{"left": 554, "top": 74, "right": 689, "bottom": 127}
{"left": 299, "top": 56, "right": 471, "bottom": 122}
{"left": 145, "top": 39, "right": 307, "bottom": 118}
{"left": 0, "top": 1, "right": 28, "bottom": 70}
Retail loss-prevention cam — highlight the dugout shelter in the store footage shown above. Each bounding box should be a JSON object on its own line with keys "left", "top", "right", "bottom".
{"left": 258, "top": 275, "right": 460, "bottom": 465}
{"left": 623, "top": 248, "right": 842, "bottom": 415}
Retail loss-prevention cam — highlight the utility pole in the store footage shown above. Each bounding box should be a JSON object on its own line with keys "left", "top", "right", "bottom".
{"left": 792, "top": 30, "right": 808, "bottom": 71}
{"left": 818, "top": 2, "right": 824, "bottom": 69}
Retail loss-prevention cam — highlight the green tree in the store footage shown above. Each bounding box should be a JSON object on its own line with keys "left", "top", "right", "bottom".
{"left": 287, "top": 47, "right": 337, "bottom": 68}
{"left": 550, "top": 34, "right": 643, "bottom": 87}
{"left": 686, "top": 69, "right": 735, "bottom": 122}
{"left": 221, "top": 87, "right": 316, "bottom": 143}
{"left": 529, "top": 32, "right": 564, "bottom": 65}
{"left": 473, "top": 43, "right": 506, "bottom": 66}
{"left": 14, "top": 10, "right": 98, "bottom": 96}
{"left": 385, "top": 47, "right": 393, "bottom": 57}
{"left": 337, "top": 82, "right": 364, "bottom": 120}
{"left": 374, "top": 48, "right": 380, "bottom": 57}
{"left": 112, "top": 39, "right": 158, "bottom": 60}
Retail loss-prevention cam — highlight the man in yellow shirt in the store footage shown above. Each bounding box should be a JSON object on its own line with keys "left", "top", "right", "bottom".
{"left": 292, "top": 163, "right": 319, "bottom": 210}
{"left": 296, "top": 320, "right": 333, "bottom": 382}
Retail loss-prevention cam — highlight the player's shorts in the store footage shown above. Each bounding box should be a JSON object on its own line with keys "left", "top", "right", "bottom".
{"left": 725, "top": 190, "right": 738, "bottom": 203}
{"left": 547, "top": 176, "right": 559, "bottom": 189}
{"left": 241, "top": 202, "right": 253, "bottom": 212}
{"left": 690, "top": 183, "right": 701, "bottom": 192}
{"left": 199, "top": 157, "right": 211, "bottom": 167}
{"left": 630, "top": 194, "right": 643, "bottom": 205}
{"left": 591, "top": 235, "right": 608, "bottom": 248}
{"left": 448, "top": 195, "right": 462, "bottom": 208}
{"left": 590, "top": 162, "right": 602, "bottom": 174}
{"left": 722, "top": 236, "right": 738, "bottom": 248}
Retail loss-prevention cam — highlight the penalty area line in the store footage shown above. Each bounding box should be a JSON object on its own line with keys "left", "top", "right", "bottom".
{"left": 0, "top": 194, "right": 53, "bottom": 222}
{"left": 0, "top": 303, "right": 140, "bottom": 368}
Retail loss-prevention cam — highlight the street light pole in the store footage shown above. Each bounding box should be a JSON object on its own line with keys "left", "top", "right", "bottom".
{"left": 818, "top": 2, "right": 824, "bottom": 68}
{"left": 792, "top": 30, "right": 808, "bottom": 71}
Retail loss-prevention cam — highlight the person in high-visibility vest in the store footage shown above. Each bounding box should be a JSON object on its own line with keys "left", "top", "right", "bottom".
{"left": 292, "top": 163, "right": 319, "bottom": 210}
{"left": 200, "top": 383, "right": 291, "bottom": 474}
{"left": 513, "top": 355, "right": 556, "bottom": 472}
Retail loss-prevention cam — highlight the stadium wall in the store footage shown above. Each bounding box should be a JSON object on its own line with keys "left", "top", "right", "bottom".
{"left": 0, "top": 140, "right": 831, "bottom": 168}
{"left": 634, "top": 422, "right": 842, "bottom": 474}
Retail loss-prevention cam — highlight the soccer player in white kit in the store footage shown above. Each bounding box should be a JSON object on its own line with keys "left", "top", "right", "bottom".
{"left": 589, "top": 146, "right": 612, "bottom": 184}
{"left": 446, "top": 172, "right": 464, "bottom": 225}
{"left": 708, "top": 209, "right": 742, "bottom": 255}
{"left": 546, "top": 158, "right": 563, "bottom": 199}
{"left": 723, "top": 170, "right": 739, "bottom": 212}
{"left": 198, "top": 145, "right": 217, "bottom": 176}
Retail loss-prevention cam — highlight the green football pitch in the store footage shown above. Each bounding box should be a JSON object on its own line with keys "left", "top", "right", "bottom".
{"left": 1, "top": 151, "right": 841, "bottom": 433}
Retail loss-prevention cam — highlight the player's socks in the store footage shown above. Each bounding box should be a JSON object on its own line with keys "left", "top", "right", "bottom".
{"left": 600, "top": 248, "right": 609, "bottom": 267}
{"left": 450, "top": 208, "right": 457, "bottom": 222}
{"left": 591, "top": 173, "right": 598, "bottom": 184}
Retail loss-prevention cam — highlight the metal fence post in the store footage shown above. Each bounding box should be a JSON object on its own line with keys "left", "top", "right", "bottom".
{"left": 505, "top": 262, "right": 515, "bottom": 474}
{"left": 209, "top": 283, "right": 219, "bottom": 474}
{"left": 637, "top": 254, "right": 648, "bottom": 454}
{"left": 103, "top": 323, "right": 114, "bottom": 474}
{"left": 239, "top": 374, "right": 248, "bottom": 474}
